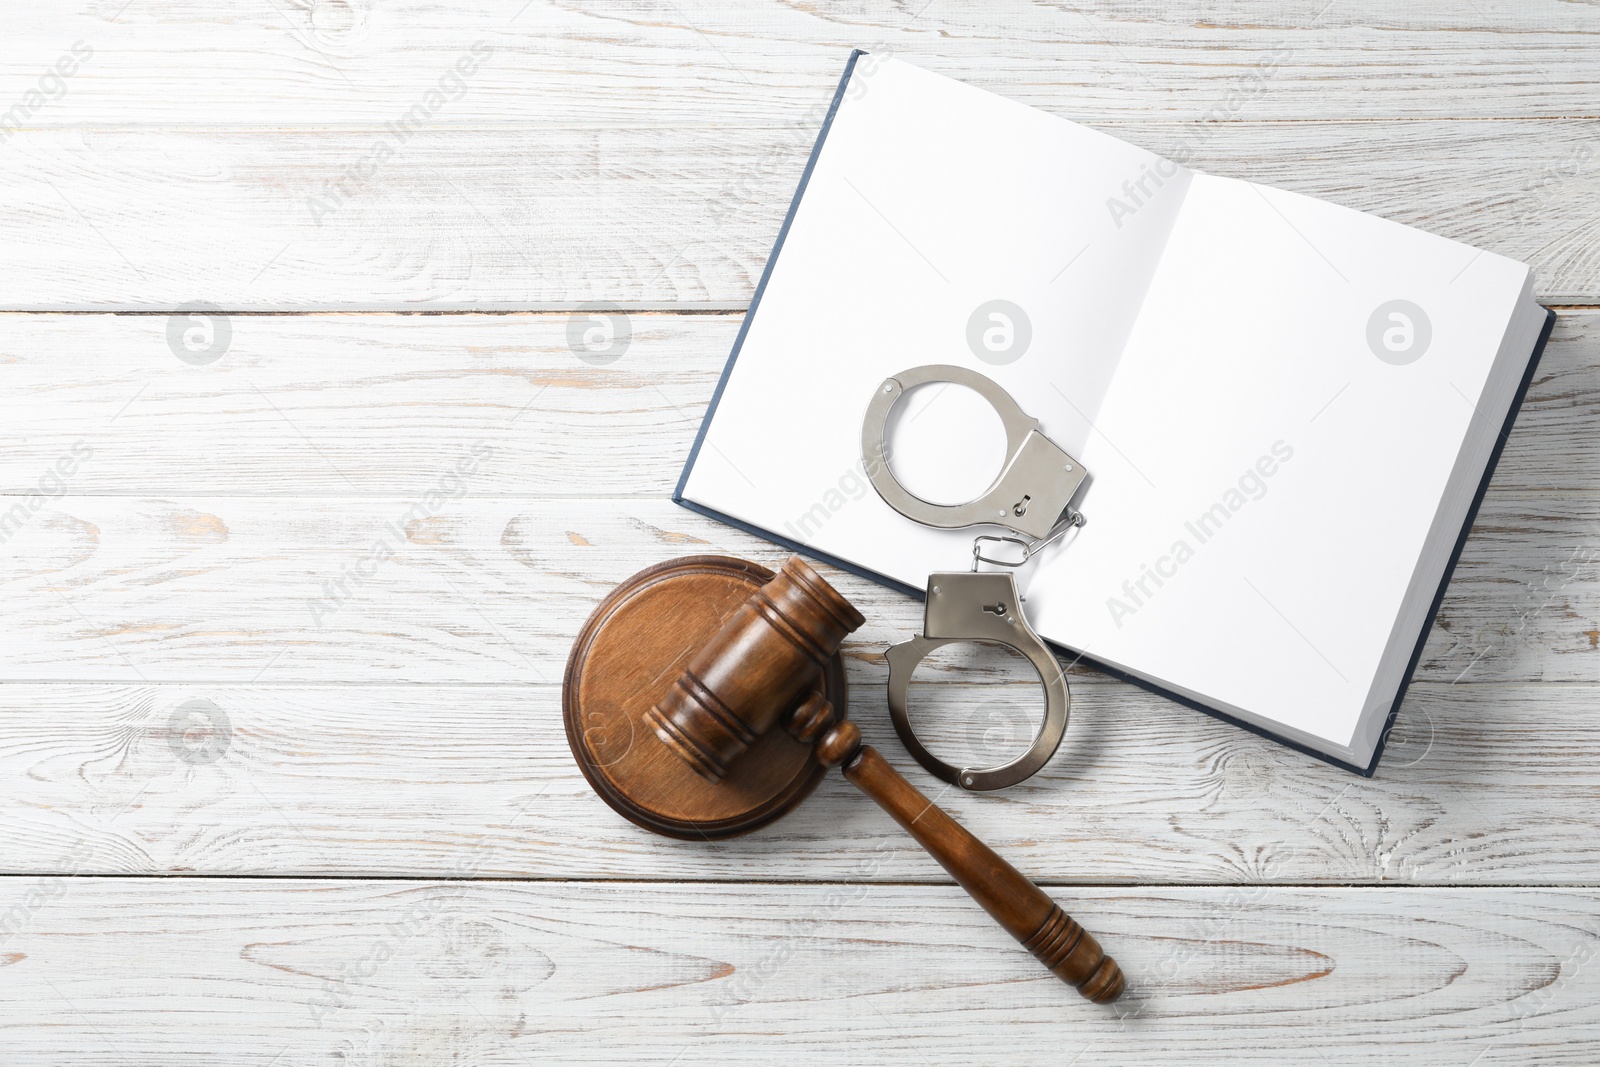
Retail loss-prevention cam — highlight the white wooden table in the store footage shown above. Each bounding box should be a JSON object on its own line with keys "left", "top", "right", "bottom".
{"left": 2, "top": 3, "right": 1597, "bottom": 1062}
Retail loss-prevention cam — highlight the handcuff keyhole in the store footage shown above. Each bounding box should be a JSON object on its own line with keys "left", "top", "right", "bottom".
{"left": 1013, "top": 495, "right": 1030, "bottom": 517}
{"left": 984, "top": 602, "right": 1007, "bottom": 616}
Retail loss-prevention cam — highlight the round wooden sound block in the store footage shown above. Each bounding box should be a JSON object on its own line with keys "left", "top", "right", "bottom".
{"left": 563, "top": 555, "right": 848, "bottom": 839}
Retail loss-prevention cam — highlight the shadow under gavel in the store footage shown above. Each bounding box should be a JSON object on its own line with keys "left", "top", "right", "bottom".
{"left": 644, "top": 556, "right": 1124, "bottom": 1003}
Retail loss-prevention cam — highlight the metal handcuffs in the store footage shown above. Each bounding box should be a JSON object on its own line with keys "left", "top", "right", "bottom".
{"left": 861, "top": 365, "right": 1088, "bottom": 791}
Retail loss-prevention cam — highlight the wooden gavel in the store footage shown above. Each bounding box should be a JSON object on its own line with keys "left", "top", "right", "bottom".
{"left": 644, "top": 555, "right": 1124, "bottom": 1003}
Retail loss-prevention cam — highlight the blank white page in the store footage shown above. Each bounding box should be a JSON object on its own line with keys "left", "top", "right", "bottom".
{"left": 1026, "top": 173, "right": 1530, "bottom": 750}
{"left": 682, "top": 55, "right": 1190, "bottom": 587}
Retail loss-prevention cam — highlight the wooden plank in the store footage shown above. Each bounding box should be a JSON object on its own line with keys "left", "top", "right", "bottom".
{"left": 0, "top": 492, "right": 1594, "bottom": 684}
{"left": 0, "top": 311, "right": 733, "bottom": 497}
{"left": 2, "top": 0, "right": 1598, "bottom": 126}
{"left": 1424, "top": 496, "right": 1600, "bottom": 685}
{"left": 0, "top": 312, "right": 1594, "bottom": 495}
{"left": 2, "top": 119, "right": 1598, "bottom": 308}
{"left": 0, "top": 678, "right": 1597, "bottom": 884}
{"left": 0, "top": 880, "right": 1595, "bottom": 1063}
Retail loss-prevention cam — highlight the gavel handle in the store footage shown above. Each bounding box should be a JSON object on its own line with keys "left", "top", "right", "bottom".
{"left": 843, "top": 744, "right": 1124, "bottom": 1003}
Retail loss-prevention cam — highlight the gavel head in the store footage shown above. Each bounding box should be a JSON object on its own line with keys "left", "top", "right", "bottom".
{"left": 644, "top": 556, "right": 865, "bottom": 783}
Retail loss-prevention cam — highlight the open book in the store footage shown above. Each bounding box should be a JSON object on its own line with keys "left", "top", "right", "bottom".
{"left": 675, "top": 52, "right": 1554, "bottom": 774}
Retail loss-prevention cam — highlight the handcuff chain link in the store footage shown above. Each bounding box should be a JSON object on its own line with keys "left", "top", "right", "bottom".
{"left": 970, "top": 507, "right": 1086, "bottom": 571}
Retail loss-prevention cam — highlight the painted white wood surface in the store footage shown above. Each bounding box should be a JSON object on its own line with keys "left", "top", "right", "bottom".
{"left": 1, "top": 880, "right": 1598, "bottom": 1065}
{"left": 4, "top": 1, "right": 1598, "bottom": 125}
{"left": 0, "top": 489, "right": 1593, "bottom": 685}
{"left": 0, "top": 1, "right": 1598, "bottom": 307}
{"left": 2, "top": 120, "right": 1598, "bottom": 308}
{"left": 2, "top": 311, "right": 1599, "bottom": 496}
{"left": 0, "top": 678, "right": 1596, "bottom": 885}
{"left": 2, "top": 0, "right": 1598, "bottom": 1059}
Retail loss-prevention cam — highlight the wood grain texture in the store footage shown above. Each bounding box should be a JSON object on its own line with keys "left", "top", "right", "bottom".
{"left": 0, "top": 880, "right": 1596, "bottom": 1064}
{"left": 3, "top": 0, "right": 1599, "bottom": 1055}
{"left": 0, "top": 678, "right": 1596, "bottom": 884}
{"left": 0, "top": 309, "right": 729, "bottom": 495}
{"left": 1, "top": 119, "right": 1597, "bottom": 308}
{"left": 840, "top": 742, "right": 1127, "bottom": 1001}
{"left": 566, "top": 554, "right": 852, "bottom": 838}
{"left": 2, "top": 312, "right": 1595, "bottom": 494}
{"left": 1, "top": 1, "right": 1599, "bottom": 308}
{"left": 0, "top": 492, "right": 1594, "bottom": 685}
{"left": 3, "top": 0, "right": 1598, "bottom": 126}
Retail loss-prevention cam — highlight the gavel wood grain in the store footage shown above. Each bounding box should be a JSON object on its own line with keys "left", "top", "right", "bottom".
{"left": 564, "top": 554, "right": 1123, "bottom": 1003}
